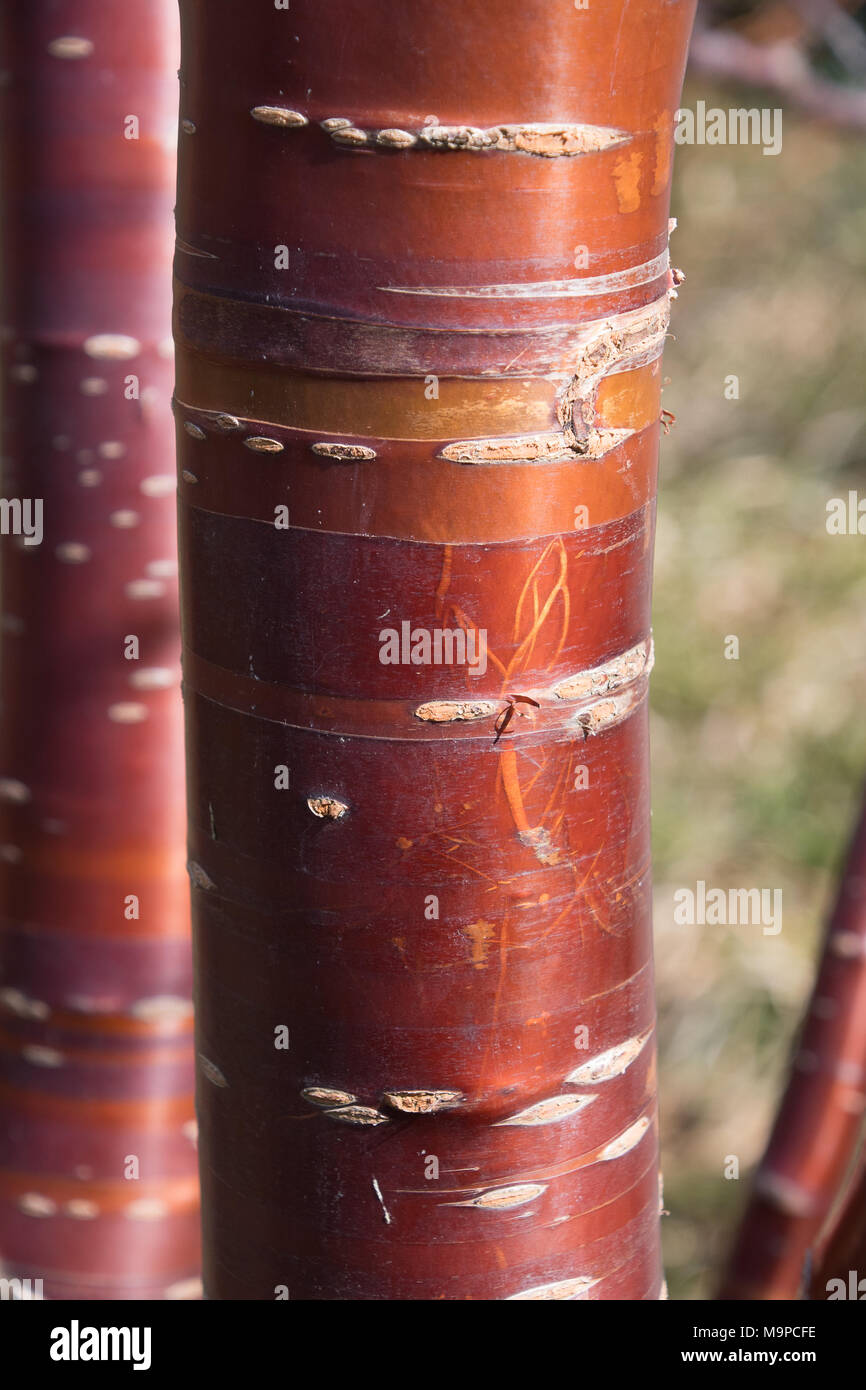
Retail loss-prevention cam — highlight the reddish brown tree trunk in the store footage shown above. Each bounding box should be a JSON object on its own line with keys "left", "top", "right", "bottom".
{"left": 0, "top": 1, "right": 198, "bottom": 1299}
{"left": 176, "top": 0, "right": 694, "bottom": 1299}
{"left": 809, "top": 1140, "right": 866, "bottom": 1299}
{"left": 721, "top": 791, "right": 866, "bottom": 1301}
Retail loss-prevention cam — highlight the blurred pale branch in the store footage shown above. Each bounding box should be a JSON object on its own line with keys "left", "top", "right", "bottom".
{"left": 691, "top": 0, "right": 866, "bottom": 128}
{"left": 792, "top": 0, "right": 866, "bottom": 79}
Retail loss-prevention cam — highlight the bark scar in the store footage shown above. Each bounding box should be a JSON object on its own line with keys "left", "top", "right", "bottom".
{"left": 411, "top": 639, "right": 653, "bottom": 739}
{"left": 438, "top": 297, "right": 671, "bottom": 466}
{"left": 324, "top": 121, "right": 630, "bottom": 156}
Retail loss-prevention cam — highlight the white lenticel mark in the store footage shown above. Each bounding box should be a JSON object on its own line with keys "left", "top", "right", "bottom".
{"left": 146, "top": 559, "right": 177, "bottom": 578}
{"left": 18, "top": 1193, "right": 58, "bottom": 1217}
{"left": 125, "top": 1199, "right": 168, "bottom": 1222}
{"left": 0, "top": 844, "right": 22, "bottom": 863}
{"left": 446, "top": 1183, "right": 547, "bottom": 1210}
{"left": 83, "top": 334, "right": 140, "bottom": 360}
{"left": 0, "top": 778, "right": 30, "bottom": 803}
{"left": 188, "top": 862, "right": 215, "bottom": 890}
{"left": 830, "top": 931, "right": 864, "bottom": 959}
{"left": 10, "top": 363, "right": 37, "bottom": 383}
{"left": 98, "top": 441, "right": 126, "bottom": 459}
{"left": 56, "top": 542, "right": 91, "bottom": 563}
{"left": 129, "top": 667, "right": 175, "bottom": 691}
{"left": 376, "top": 128, "right": 418, "bottom": 149}
{"left": 598, "top": 1115, "right": 652, "bottom": 1161}
{"left": 493, "top": 1093, "right": 597, "bottom": 1127}
{"left": 125, "top": 579, "right": 165, "bottom": 600}
{"left": 107, "top": 703, "right": 148, "bottom": 724}
{"left": 0, "top": 987, "right": 49, "bottom": 1019}
{"left": 22, "top": 1045, "right": 64, "bottom": 1068}
{"left": 140, "top": 475, "right": 175, "bottom": 497}
{"left": 507, "top": 1276, "right": 599, "bottom": 1300}
{"left": 243, "top": 436, "right": 284, "bottom": 453}
{"left": 199, "top": 1054, "right": 228, "bottom": 1087}
{"left": 330, "top": 127, "right": 368, "bottom": 146}
{"left": 129, "top": 995, "right": 192, "bottom": 1022}
{"left": 77, "top": 470, "right": 102, "bottom": 487}
{"left": 301, "top": 1086, "right": 358, "bottom": 1108}
{"left": 64, "top": 1199, "right": 99, "bottom": 1220}
{"left": 311, "top": 441, "right": 377, "bottom": 460}
{"left": 164, "top": 1277, "right": 203, "bottom": 1300}
{"left": 325, "top": 1105, "right": 389, "bottom": 1127}
{"left": 754, "top": 1171, "right": 814, "bottom": 1217}
{"left": 250, "top": 105, "right": 308, "bottom": 127}
{"left": 110, "top": 510, "right": 139, "bottom": 528}
{"left": 565, "top": 1030, "right": 653, "bottom": 1085}
{"left": 80, "top": 377, "right": 108, "bottom": 395}
{"left": 47, "top": 36, "right": 94, "bottom": 59}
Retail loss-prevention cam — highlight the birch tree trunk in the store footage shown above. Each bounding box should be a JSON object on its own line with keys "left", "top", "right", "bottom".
{"left": 176, "top": 0, "right": 694, "bottom": 1300}
{"left": 0, "top": 1, "right": 198, "bottom": 1299}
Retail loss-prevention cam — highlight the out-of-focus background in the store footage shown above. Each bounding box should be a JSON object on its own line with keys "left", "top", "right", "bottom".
{"left": 655, "top": 0, "right": 866, "bottom": 1298}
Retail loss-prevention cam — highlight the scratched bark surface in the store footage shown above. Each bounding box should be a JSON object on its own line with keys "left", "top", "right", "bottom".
{"left": 176, "top": 0, "right": 694, "bottom": 1300}
{"left": 0, "top": 2, "right": 199, "bottom": 1299}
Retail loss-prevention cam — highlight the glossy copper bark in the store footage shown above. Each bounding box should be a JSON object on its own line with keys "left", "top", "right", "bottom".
{"left": 0, "top": 2, "right": 199, "bottom": 1299}
{"left": 721, "top": 792, "right": 866, "bottom": 1301}
{"left": 176, "top": 0, "right": 694, "bottom": 1300}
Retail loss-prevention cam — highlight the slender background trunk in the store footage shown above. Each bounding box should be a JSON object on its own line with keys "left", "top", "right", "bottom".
{"left": 176, "top": 0, "right": 694, "bottom": 1299}
{"left": 0, "top": 1, "right": 198, "bottom": 1299}
{"left": 721, "top": 791, "right": 866, "bottom": 1300}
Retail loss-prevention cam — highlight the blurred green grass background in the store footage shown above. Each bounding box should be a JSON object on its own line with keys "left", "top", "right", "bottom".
{"left": 655, "top": 73, "right": 866, "bottom": 1297}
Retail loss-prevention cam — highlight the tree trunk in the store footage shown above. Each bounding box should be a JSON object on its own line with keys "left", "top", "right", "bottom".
{"left": 176, "top": 0, "right": 694, "bottom": 1300}
{"left": 810, "top": 1140, "right": 866, "bottom": 1300}
{"left": 720, "top": 790, "right": 866, "bottom": 1300}
{"left": 0, "top": 1, "right": 198, "bottom": 1299}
